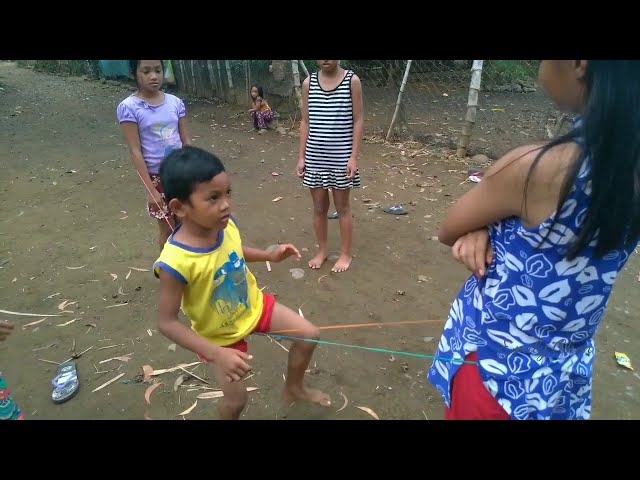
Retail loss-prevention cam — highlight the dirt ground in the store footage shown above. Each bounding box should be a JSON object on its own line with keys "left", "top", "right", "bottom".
{"left": 1, "top": 62, "right": 639, "bottom": 420}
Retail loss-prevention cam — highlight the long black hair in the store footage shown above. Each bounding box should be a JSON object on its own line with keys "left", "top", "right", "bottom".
{"left": 525, "top": 61, "right": 640, "bottom": 260}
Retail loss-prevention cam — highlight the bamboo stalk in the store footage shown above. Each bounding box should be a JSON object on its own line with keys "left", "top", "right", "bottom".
{"left": 224, "top": 60, "right": 234, "bottom": 89}
{"left": 216, "top": 60, "right": 224, "bottom": 100}
{"left": 386, "top": 60, "right": 413, "bottom": 142}
{"left": 291, "top": 60, "right": 303, "bottom": 110}
{"left": 298, "top": 60, "right": 309, "bottom": 78}
{"left": 456, "top": 60, "right": 484, "bottom": 157}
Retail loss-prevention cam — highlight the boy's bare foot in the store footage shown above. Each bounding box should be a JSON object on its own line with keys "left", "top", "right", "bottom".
{"left": 283, "top": 387, "right": 332, "bottom": 407}
{"left": 331, "top": 253, "right": 352, "bottom": 273}
{"left": 308, "top": 251, "right": 328, "bottom": 269}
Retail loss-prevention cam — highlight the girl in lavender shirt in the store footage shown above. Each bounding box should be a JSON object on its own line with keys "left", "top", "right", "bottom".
{"left": 117, "top": 60, "right": 191, "bottom": 251}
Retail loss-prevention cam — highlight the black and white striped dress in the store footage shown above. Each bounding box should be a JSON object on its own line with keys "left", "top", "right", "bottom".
{"left": 303, "top": 69, "right": 361, "bottom": 190}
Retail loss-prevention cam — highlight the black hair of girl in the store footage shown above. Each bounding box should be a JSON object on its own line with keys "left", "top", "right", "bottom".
{"left": 251, "top": 85, "right": 264, "bottom": 98}
{"left": 129, "top": 60, "right": 165, "bottom": 81}
{"left": 524, "top": 60, "right": 640, "bottom": 260}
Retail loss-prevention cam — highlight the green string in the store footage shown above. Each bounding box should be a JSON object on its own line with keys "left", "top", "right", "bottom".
{"left": 257, "top": 333, "right": 478, "bottom": 365}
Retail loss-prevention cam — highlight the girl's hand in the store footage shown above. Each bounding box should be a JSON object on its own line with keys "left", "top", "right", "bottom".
{"left": 147, "top": 190, "right": 164, "bottom": 211}
{"left": 346, "top": 157, "right": 358, "bottom": 179}
{"left": 269, "top": 244, "right": 301, "bottom": 263}
{"left": 452, "top": 228, "right": 494, "bottom": 278}
{"left": 0, "top": 321, "right": 15, "bottom": 342}
{"left": 296, "top": 159, "right": 305, "bottom": 178}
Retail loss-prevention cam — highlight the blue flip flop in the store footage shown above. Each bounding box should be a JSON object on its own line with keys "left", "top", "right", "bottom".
{"left": 52, "top": 361, "right": 80, "bottom": 404}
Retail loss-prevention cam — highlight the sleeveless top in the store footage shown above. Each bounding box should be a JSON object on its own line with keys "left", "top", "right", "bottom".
{"left": 428, "top": 117, "right": 638, "bottom": 420}
{"left": 303, "top": 69, "right": 360, "bottom": 189}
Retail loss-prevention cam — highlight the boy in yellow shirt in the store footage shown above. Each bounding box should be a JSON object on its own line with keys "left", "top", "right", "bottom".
{"left": 154, "top": 146, "right": 331, "bottom": 419}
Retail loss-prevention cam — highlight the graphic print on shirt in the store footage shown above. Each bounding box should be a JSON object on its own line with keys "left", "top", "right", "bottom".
{"left": 211, "top": 252, "right": 250, "bottom": 327}
{"left": 153, "top": 122, "right": 180, "bottom": 158}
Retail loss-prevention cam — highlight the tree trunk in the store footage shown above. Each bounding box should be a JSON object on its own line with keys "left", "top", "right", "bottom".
{"left": 224, "top": 60, "right": 234, "bottom": 89}
{"left": 291, "top": 60, "right": 303, "bottom": 110}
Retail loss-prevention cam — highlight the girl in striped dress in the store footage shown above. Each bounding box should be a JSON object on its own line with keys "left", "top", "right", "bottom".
{"left": 297, "top": 60, "right": 364, "bottom": 273}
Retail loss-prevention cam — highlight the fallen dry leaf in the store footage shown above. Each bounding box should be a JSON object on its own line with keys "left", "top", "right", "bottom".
{"left": 117, "top": 287, "right": 127, "bottom": 296}
{"left": 66, "top": 265, "right": 87, "bottom": 270}
{"left": 271, "top": 172, "right": 279, "bottom": 176}
{"left": 272, "top": 196, "right": 283, "bottom": 202}
{"left": 142, "top": 365, "right": 154, "bottom": 383}
{"left": 356, "top": 406, "right": 379, "bottom": 420}
{"left": 58, "top": 300, "right": 69, "bottom": 311}
{"left": 197, "top": 387, "right": 258, "bottom": 399}
{"left": 56, "top": 318, "right": 78, "bottom": 327}
{"left": 92, "top": 372, "right": 126, "bottom": 393}
{"left": 105, "top": 302, "right": 128, "bottom": 309}
{"left": 99, "top": 355, "right": 132, "bottom": 364}
{"left": 174, "top": 374, "right": 189, "bottom": 392}
{"left": 178, "top": 400, "right": 198, "bottom": 416}
{"left": 23, "top": 318, "right": 47, "bottom": 327}
{"left": 298, "top": 308, "right": 304, "bottom": 318}
{"left": 145, "top": 382, "right": 163, "bottom": 405}
{"left": 126, "top": 269, "right": 132, "bottom": 280}
{"left": 337, "top": 392, "right": 349, "bottom": 412}
{"left": 150, "top": 361, "right": 200, "bottom": 376}
{"left": 110, "top": 274, "right": 118, "bottom": 281}
{"left": 128, "top": 266, "right": 150, "bottom": 272}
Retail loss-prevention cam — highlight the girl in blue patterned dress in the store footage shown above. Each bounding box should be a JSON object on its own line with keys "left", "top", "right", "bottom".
{"left": 428, "top": 61, "right": 640, "bottom": 420}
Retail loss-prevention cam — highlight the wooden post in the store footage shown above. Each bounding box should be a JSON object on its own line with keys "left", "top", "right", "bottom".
{"left": 386, "top": 60, "right": 412, "bottom": 142}
{"left": 456, "top": 60, "right": 484, "bottom": 157}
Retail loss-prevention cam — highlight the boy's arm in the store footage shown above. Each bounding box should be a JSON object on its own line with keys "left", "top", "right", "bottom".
{"left": 157, "top": 270, "right": 222, "bottom": 359}
{"left": 242, "top": 246, "right": 272, "bottom": 263}
{"left": 243, "top": 245, "right": 301, "bottom": 263}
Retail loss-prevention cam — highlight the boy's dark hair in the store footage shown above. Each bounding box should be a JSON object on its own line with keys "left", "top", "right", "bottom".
{"left": 251, "top": 84, "right": 264, "bottom": 98}
{"left": 160, "top": 146, "right": 226, "bottom": 204}
{"left": 525, "top": 61, "right": 640, "bottom": 259}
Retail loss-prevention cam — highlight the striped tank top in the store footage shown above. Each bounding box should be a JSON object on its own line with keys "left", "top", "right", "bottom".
{"left": 303, "top": 69, "right": 361, "bottom": 190}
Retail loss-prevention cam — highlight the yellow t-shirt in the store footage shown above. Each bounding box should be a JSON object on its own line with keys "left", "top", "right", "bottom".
{"left": 153, "top": 217, "right": 264, "bottom": 346}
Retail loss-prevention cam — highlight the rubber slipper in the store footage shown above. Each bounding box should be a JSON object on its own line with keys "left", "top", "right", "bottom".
{"left": 383, "top": 205, "right": 408, "bottom": 215}
{"left": 51, "top": 361, "right": 80, "bottom": 404}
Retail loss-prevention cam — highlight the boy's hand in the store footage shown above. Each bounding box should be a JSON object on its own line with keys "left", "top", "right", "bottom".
{"left": 452, "top": 228, "right": 494, "bottom": 278}
{"left": 208, "top": 347, "right": 253, "bottom": 383}
{"left": 269, "top": 244, "right": 301, "bottom": 263}
{"left": 0, "top": 321, "right": 15, "bottom": 342}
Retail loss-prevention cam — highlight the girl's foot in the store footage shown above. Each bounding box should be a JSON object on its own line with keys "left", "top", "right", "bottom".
{"left": 283, "top": 386, "right": 331, "bottom": 407}
{"left": 308, "top": 251, "right": 328, "bottom": 269}
{"left": 331, "top": 253, "right": 352, "bottom": 273}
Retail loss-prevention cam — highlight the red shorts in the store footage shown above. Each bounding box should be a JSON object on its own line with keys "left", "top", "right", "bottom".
{"left": 197, "top": 293, "right": 276, "bottom": 361}
{"left": 147, "top": 174, "right": 174, "bottom": 220}
{"left": 444, "top": 352, "right": 510, "bottom": 420}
